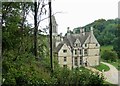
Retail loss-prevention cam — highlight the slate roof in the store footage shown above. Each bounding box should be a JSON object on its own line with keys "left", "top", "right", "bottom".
{"left": 63, "top": 32, "right": 90, "bottom": 48}
{"left": 54, "top": 32, "right": 90, "bottom": 53}
{"left": 55, "top": 43, "right": 64, "bottom": 52}
{"left": 55, "top": 30, "right": 100, "bottom": 53}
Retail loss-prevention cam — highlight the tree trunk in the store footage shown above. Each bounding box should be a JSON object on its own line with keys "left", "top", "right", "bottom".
{"left": 34, "top": 0, "right": 38, "bottom": 58}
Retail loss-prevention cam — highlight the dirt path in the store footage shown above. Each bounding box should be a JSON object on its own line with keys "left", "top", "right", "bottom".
{"left": 86, "top": 62, "right": 118, "bottom": 85}
{"left": 101, "top": 62, "right": 118, "bottom": 85}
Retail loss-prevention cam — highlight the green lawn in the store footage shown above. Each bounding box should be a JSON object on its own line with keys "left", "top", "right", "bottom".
{"left": 103, "top": 81, "right": 118, "bottom": 86}
{"left": 101, "top": 57, "right": 120, "bottom": 70}
{"left": 106, "top": 59, "right": 120, "bottom": 70}
{"left": 94, "top": 63, "right": 110, "bottom": 72}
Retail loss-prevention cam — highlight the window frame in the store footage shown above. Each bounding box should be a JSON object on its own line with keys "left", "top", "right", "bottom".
{"left": 85, "top": 44, "right": 87, "bottom": 47}
{"left": 84, "top": 49, "right": 87, "bottom": 55}
{"left": 75, "top": 49, "right": 77, "bottom": 55}
{"left": 63, "top": 49, "right": 67, "bottom": 53}
{"left": 76, "top": 43, "right": 78, "bottom": 47}
{"left": 64, "top": 57, "right": 67, "bottom": 62}
{"left": 80, "top": 57, "right": 82, "bottom": 65}
{"left": 74, "top": 57, "right": 78, "bottom": 66}
{"left": 80, "top": 49, "right": 82, "bottom": 55}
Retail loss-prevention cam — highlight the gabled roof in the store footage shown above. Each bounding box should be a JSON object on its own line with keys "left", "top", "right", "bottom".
{"left": 63, "top": 32, "right": 90, "bottom": 48}
{"left": 55, "top": 43, "right": 64, "bottom": 52}
{"left": 84, "top": 31, "right": 99, "bottom": 44}
{"left": 55, "top": 29, "right": 100, "bottom": 53}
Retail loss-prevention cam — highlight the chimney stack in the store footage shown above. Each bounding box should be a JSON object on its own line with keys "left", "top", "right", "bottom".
{"left": 90, "top": 27, "right": 93, "bottom": 34}
{"left": 67, "top": 27, "right": 71, "bottom": 36}
{"left": 60, "top": 33, "right": 63, "bottom": 41}
{"left": 80, "top": 28, "right": 85, "bottom": 35}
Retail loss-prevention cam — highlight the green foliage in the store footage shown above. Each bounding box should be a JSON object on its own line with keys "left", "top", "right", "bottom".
{"left": 94, "top": 63, "right": 110, "bottom": 72}
{"left": 38, "top": 34, "right": 49, "bottom": 59}
{"left": 101, "top": 50, "right": 118, "bottom": 62}
{"left": 2, "top": 2, "right": 33, "bottom": 52}
{"left": 101, "top": 46, "right": 120, "bottom": 70}
{"left": 92, "top": 19, "right": 117, "bottom": 46}
{"left": 100, "top": 45, "right": 113, "bottom": 55}
{"left": 73, "top": 18, "right": 119, "bottom": 46}
{"left": 52, "top": 67, "right": 104, "bottom": 85}
{"left": 113, "top": 24, "right": 120, "bottom": 58}
{"left": 2, "top": 50, "right": 56, "bottom": 85}
{"left": 110, "top": 60, "right": 120, "bottom": 70}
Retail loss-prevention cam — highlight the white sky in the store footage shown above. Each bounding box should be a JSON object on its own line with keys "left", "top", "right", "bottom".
{"left": 51, "top": 0, "right": 119, "bottom": 35}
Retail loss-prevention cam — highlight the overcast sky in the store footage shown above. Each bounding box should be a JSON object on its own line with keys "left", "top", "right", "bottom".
{"left": 51, "top": 0, "right": 119, "bottom": 35}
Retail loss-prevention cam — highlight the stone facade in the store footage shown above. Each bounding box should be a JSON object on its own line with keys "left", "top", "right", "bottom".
{"left": 52, "top": 16, "right": 100, "bottom": 69}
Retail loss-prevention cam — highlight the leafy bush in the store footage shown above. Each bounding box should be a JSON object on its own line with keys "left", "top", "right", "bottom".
{"left": 52, "top": 67, "right": 104, "bottom": 86}
{"left": 101, "top": 50, "right": 118, "bottom": 62}
{"left": 2, "top": 51, "right": 56, "bottom": 86}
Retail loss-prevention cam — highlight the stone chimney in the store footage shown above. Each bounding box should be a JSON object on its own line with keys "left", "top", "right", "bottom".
{"left": 80, "top": 28, "right": 85, "bottom": 35}
{"left": 60, "top": 33, "right": 62, "bottom": 37}
{"left": 60, "top": 33, "right": 63, "bottom": 41}
{"left": 90, "top": 27, "right": 93, "bottom": 34}
{"left": 67, "top": 27, "right": 71, "bottom": 36}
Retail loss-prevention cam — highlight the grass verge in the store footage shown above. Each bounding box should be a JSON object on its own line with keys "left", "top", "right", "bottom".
{"left": 104, "top": 59, "right": 120, "bottom": 70}
{"left": 94, "top": 63, "right": 110, "bottom": 72}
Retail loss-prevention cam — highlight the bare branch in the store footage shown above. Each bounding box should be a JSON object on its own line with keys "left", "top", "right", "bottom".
{"left": 37, "top": 11, "right": 64, "bottom": 27}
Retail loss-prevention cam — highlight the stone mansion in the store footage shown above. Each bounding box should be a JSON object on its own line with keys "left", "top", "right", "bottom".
{"left": 52, "top": 16, "right": 100, "bottom": 70}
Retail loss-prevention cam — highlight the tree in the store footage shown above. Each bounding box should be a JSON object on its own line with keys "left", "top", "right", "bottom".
{"left": 31, "top": 0, "right": 48, "bottom": 58}
{"left": 101, "top": 50, "right": 118, "bottom": 62}
{"left": 34, "top": 0, "right": 38, "bottom": 58}
{"left": 113, "top": 24, "right": 120, "bottom": 58}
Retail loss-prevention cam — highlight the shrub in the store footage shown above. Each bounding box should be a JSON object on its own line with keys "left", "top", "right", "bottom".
{"left": 101, "top": 50, "right": 118, "bottom": 62}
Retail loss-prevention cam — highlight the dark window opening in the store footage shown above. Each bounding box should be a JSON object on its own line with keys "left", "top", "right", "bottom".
{"left": 75, "top": 49, "right": 77, "bottom": 55}
{"left": 74, "top": 57, "right": 78, "bottom": 66}
{"left": 64, "top": 57, "right": 67, "bottom": 62}
{"left": 80, "top": 49, "right": 82, "bottom": 54}
{"left": 63, "top": 65, "right": 67, "bottom": 68}
{"left": 84, "top": 49, "right": 87, "bottom": 55}
{"left": 63, "top": 49, "right": 67, "bottom": 53}
{"left": 80, "top": 57, "right": 82, "bottom": 65}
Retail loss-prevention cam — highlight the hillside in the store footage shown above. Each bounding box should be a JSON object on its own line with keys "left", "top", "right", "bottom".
{"left": 73, "top": 18, "right": 120, "bottom": 46}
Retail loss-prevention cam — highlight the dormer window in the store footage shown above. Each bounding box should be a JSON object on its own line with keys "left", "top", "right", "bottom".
{"left": 74, "top": 43, "right": 79, "bottom": 47}
{"left": 85, "top": 44, "right": 87, "bottom": 47}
